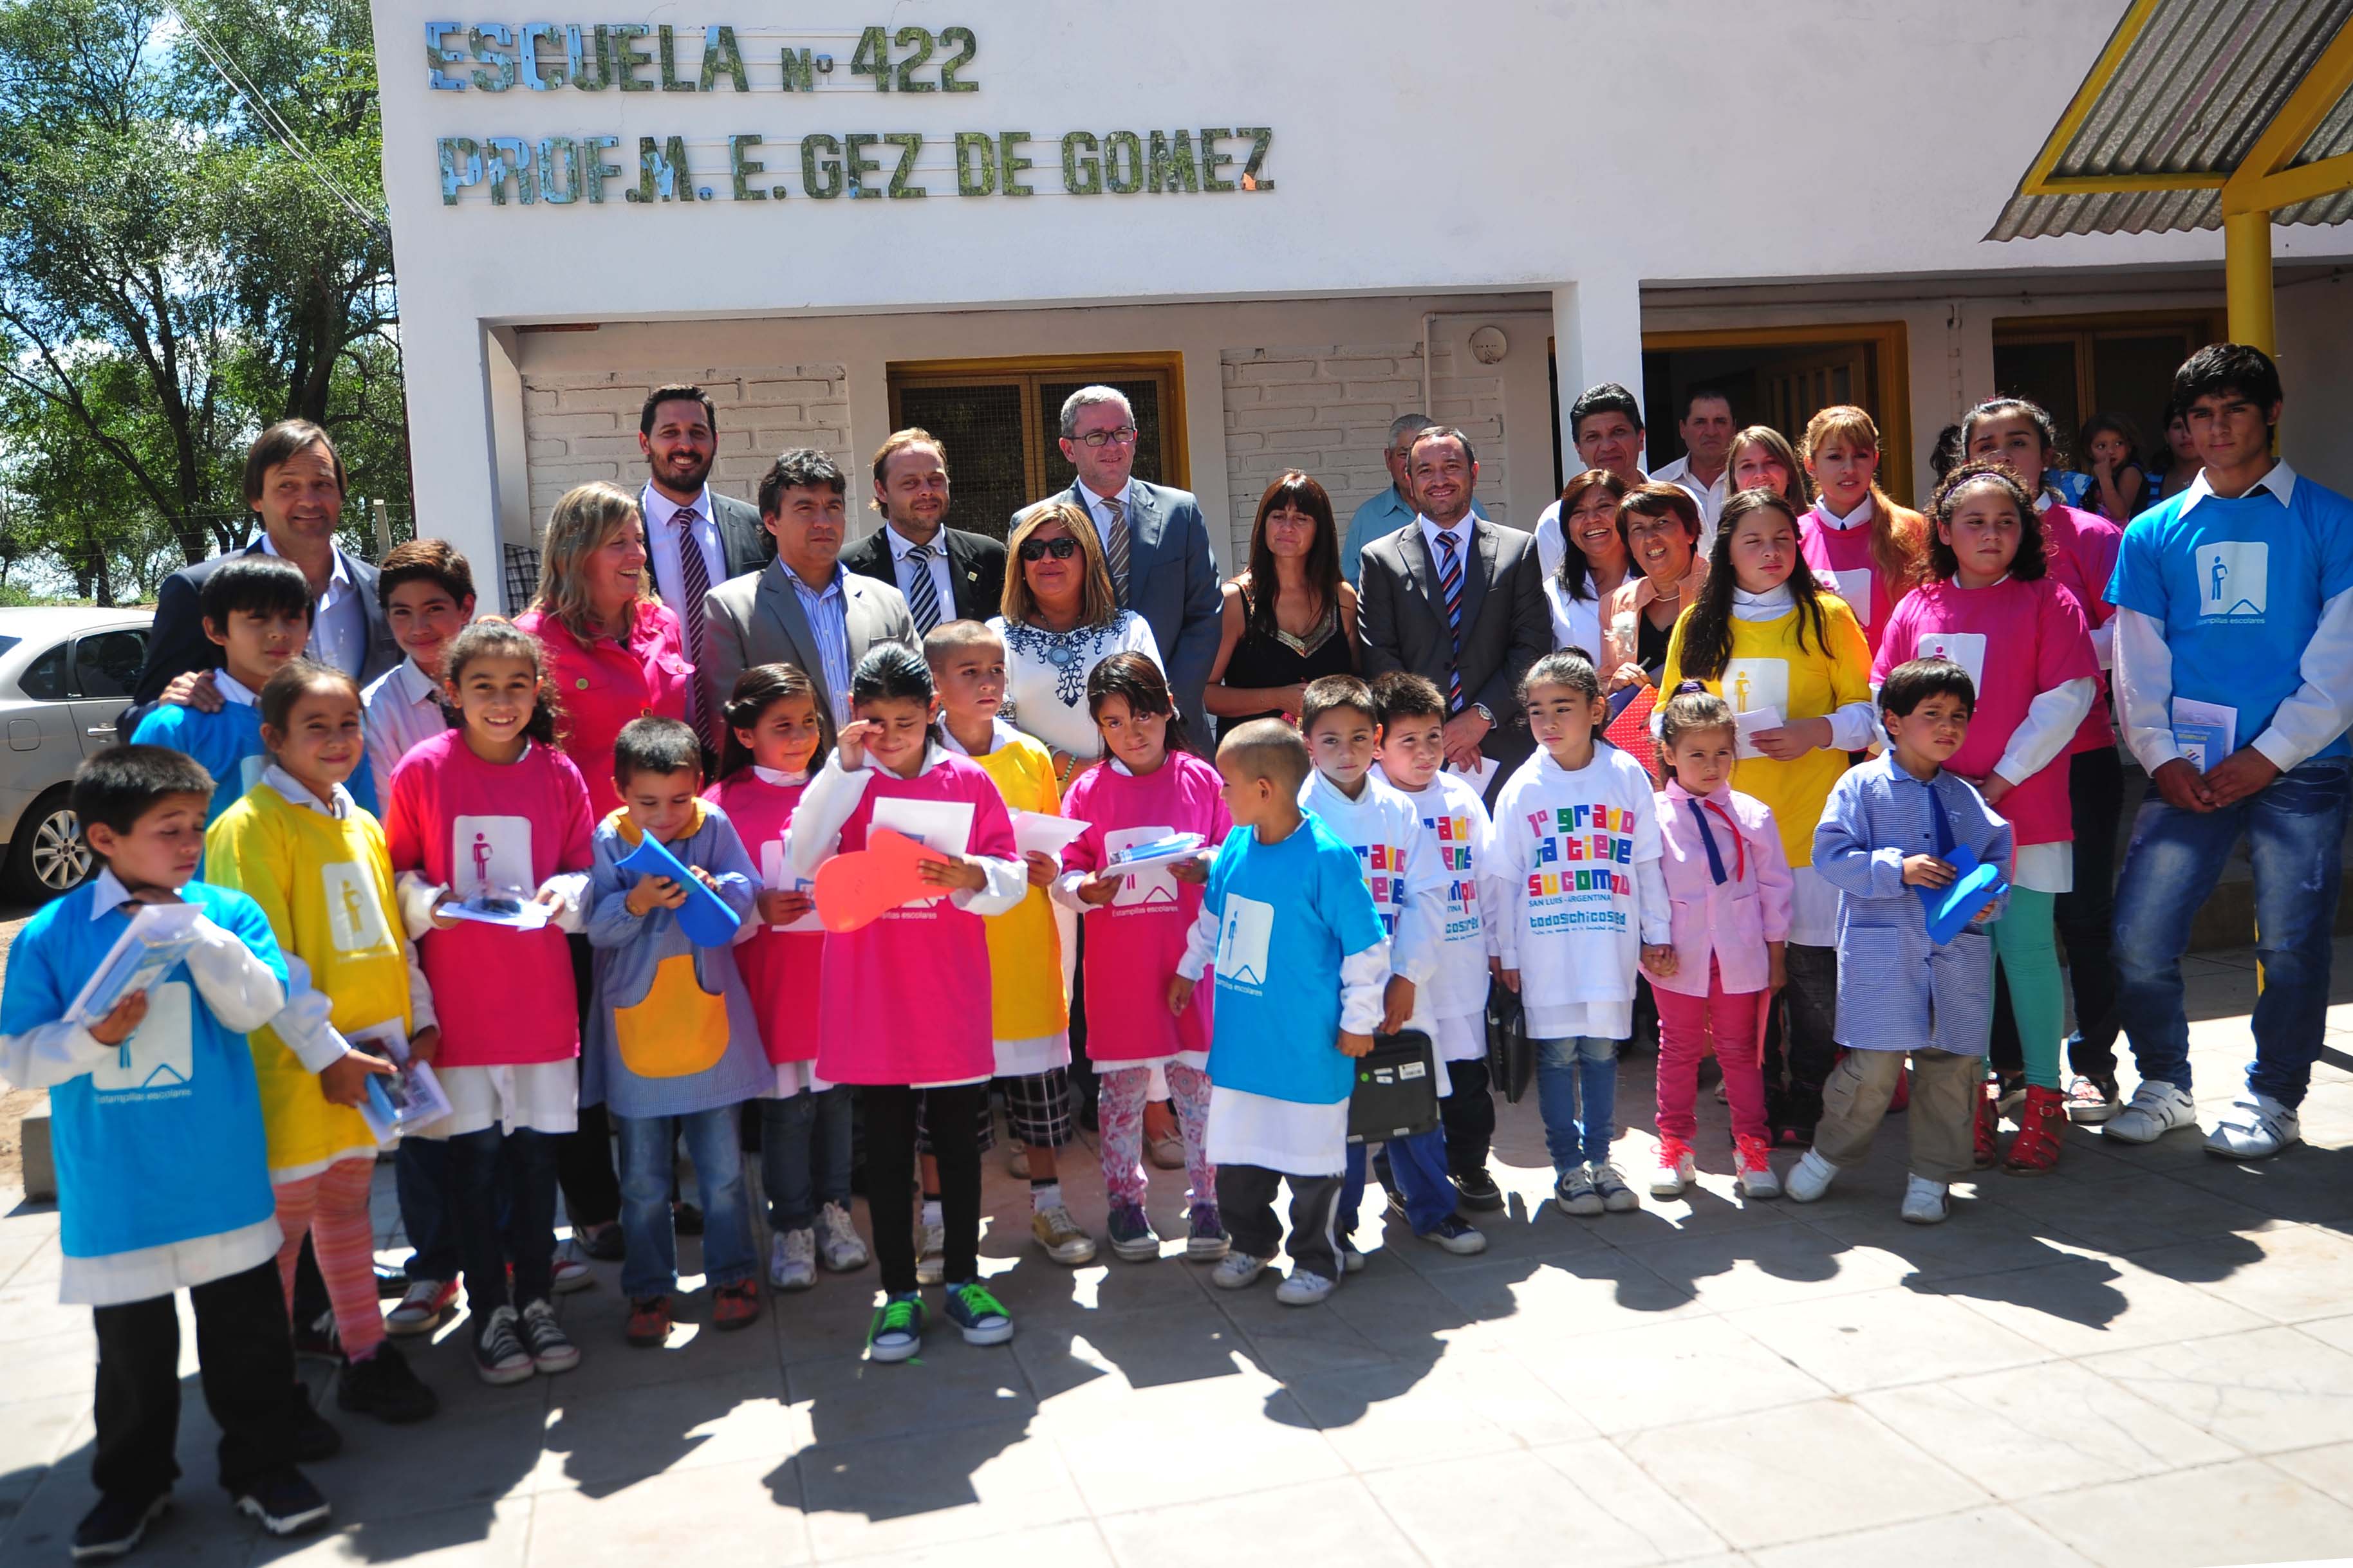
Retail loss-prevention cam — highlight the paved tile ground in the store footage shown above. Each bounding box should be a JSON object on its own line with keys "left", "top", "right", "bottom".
{"left": 6, "top": 941, "right": 2353, "bottom": 1567}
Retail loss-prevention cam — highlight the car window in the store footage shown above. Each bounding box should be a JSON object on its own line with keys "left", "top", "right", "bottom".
{"left": 19, "top": 641, "right": 68, "bottom": 701}
{"left": 73, "top": 629, "right": 147, "bottom": 699}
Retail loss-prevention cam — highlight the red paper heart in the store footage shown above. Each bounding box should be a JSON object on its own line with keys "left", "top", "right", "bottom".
{"left": 814, "top": 827, "right": 953, "bottom": 932}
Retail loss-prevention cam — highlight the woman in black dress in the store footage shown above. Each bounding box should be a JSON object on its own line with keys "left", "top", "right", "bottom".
{"left": 1203, "top": 470, "right": 1358, "bottom": 742}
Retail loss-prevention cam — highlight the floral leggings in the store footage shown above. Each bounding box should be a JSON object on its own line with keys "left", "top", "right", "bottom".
{"left": 1099, "top": 1060, "right": 1213, "bottom": 1209}
{"left": 272, "top": 1156, "right": 384, "bottom": 1362}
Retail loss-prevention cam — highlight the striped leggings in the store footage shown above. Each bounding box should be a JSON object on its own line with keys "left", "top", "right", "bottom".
{"left": 272, "top": 1156, "right": 384, "bottom": 1363}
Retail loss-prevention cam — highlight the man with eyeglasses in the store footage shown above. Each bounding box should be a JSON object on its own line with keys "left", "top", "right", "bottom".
{"left": 1014, "top": 385, "right": 1222, "bottom": 726}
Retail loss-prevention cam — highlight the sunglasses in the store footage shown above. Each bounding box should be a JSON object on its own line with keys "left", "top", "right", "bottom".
{"left": 1018, "top": 536, "right": 1081, "bottom": 562}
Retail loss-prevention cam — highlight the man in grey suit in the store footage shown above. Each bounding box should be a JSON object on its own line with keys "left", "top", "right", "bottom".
{"left": 702, "top": 447, "right": 917, "bottom": 730}
{"left": 1358, "top": 425, "right": 1549, "bottom": 786}
{"left": 1011, "top": 385, "right": 1222, "bottom": 725}
{"left": 638, "top": 384, "right": 775, "bottom": 748}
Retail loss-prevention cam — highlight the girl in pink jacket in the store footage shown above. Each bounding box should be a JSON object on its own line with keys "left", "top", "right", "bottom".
{"left": 1642, "top": 684, "right": 1794, "bottom": 1201}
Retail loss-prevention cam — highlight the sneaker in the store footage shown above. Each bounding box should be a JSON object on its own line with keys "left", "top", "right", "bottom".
{"left": 1554, "top": 1167, "right": 1603, "bottom": 1218}
{"left": 2105, "top": 1080, "right": 2198, "bottom": 1145}
{"left": 72, "top": 1491, "right": 169, "bottom": 1561}
{"left": 712, "top": 1278, "right": 761, "bottom": 1331}
{"left": 1032, "top": 1205, "right": 1099, "bottom": 1265}
{"left": 914, "top": 1221, "right": 947, "bottom": 1286}
{"left": 1275, "top": 1268, "right": 1337, "bottom": 1307}
{"left": 1733, "top": 1134, "right": 1781, "bottom": 1199}
{"left": 573, "top": 1221, "right": 625, "bottom": 1262}
{"left": 288, "top": 1396, "right": 340, "bottom": 1464}
{"left": 2205, "top": 1092, "right": 2301, "bottom": 1160}
{"left": 817, "top": 1203, "right": 870, "bottom": 1271}
{"left": 2004, "top": 1084, "right": 2069, "bottom": 1176}
{"left": 1651, "top": 1136, "right": 1696, "bottom": 1197}
{"left": 1420, "top": 1215, "right": 1488, "bottom": 1255}
{"left": 770, "top": 1228, "right": 817, "bottom": 1292}
{"left": 1901, "top": 1172, "right": 1950, "bottom": 1225}
{"left": 2065, "top": 1073, "right": 2122, "bottom": 1125}
{"left": 868, "top": 1292, "right": 925, "bottom": 1363}
{"left": 1785, "top": 1148, "right": 1837, "bottom": 1204}
{"left": 1006, "top": 1145, "right": 1032, "bottom": 1180}
{"left": 1590, "top": 1162, "right": 1639, "bottom": 1213}
{"left": 1451, "top": 1168, "right": 1506, "bottom": 1212}
{"left": 1211, "top": 1251, "right": 1269, "bottom": 1289}
{"left": 1106, "top": 1204, "right": 1161, "bottom": 1263}
{"left": 1337, "top": 1234, "right": 1366, "bottom": 1273}
{"left": 672, "top": 1201, "right": 704, "bottom": 1237}
{"left": 335, "top": 1343, "right": 438, "bottom": 1425}
{"left": 942, "top": 1280, "right": 1015, "bottom": 1345}
{"left": 1185, "top": 1204, "right": 1231, "bottom": 1262}
{"left": 386, "top": 1278, "right": 456, "bottom": 1337}
{"left": 292, "top": 1309, "right": 343, "bottom": 1365}
{"left": 1972, "top": 1081, "right": 2000, "bottom": 1169}
{"left": 550, "top": 1257, "right": 594, "bottom": 1295}
{"left": 626, "top": 1295, "right": 672, "bottom": 1348}
{"left": 231, "top": 1470, "right": 330, "bottom": 1539}
{"left": 472, "top": 1305, "right": 534, "bottom": 1385}
{"left": 518, "top": 1299, "right": 579, "bottom": 1374}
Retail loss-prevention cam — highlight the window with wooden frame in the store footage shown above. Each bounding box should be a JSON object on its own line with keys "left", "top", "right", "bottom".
{"left": 886, "top": 355, "right": 1190, "bottom": 541}
{"left": 1990, "top": 310, "right": 2221, "bottom": 470}
{"left": 1636, "top": 322, "right": 1915, "bottom": 497}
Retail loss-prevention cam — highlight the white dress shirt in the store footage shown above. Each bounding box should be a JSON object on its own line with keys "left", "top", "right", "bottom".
{"left": 362, "top": 657, "right": 450, "bottom": 804}
{"left": 639, "top": 483, "right": 728, "bottom": 633}
{"left": 884, "top": 522, "right": 960, "bottom": 619}
{"left": 257, "top": 535, "right": 362, "bottom": 678}
{"left": 1075, "top": 478, "right": 1138, "bottom": 557}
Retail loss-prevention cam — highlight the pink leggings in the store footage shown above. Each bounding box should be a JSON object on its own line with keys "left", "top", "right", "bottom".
{"left": 272, "top": 1156, "right": 384, "bottom": 1362}
{"left": 1099, "top": 1060, "right": 1212, "bottom": 1208}
{"left": 1653, "top": 960, "right": 1771, "bottom": 1145}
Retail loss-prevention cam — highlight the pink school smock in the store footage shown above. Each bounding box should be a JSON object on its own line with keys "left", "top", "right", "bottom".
{"left": 1874, "top": 576, "right": 2098, "bottom": 847}
{"left": 1800, "top": 505, "right": 1911, "bottom": 658}
{"left": 1058, "top": 752, "right": 1230, "bottom": 1064}
{"left": 1651, "top": 780, "right": 1792, "bottom": 999}
{"left": 705, "top": 768, "right": 819, "bottom": 1065}
{"left": 384, "top": 729, "right": 594, "bottom": 1068}
{"left": 2035, "top": 500, "right": 2123, "bottom": 755}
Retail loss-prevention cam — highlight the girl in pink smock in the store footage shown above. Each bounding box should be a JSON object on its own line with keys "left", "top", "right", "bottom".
{"left": 1642, "top": 684, "right": 1793, "bottom": 1202}
{"left": 383, "top": 618, "right": 595, "bottom": 1387}
{"left": 784, "top": 644, "right": 1025, "bottom": 1364}
{"left": 1874, "top": 460, "right": 2099, "bottom": 1175}
{"left": 1054, "top": 653, "right": 1232, "bottom": 1263}
{"left": 1798, "top": 405, "right": 1929, "bottom": 659}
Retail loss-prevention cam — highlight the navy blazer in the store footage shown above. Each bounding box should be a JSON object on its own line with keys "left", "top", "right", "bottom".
{"left": 127, "top": 540, "right": 401, "bottom": 717}
{"left": 840, "top": 524, "right": 1008, "bottom": 625}
{"left": 1014, "top": 481, "right": 1222, "bottom": 726}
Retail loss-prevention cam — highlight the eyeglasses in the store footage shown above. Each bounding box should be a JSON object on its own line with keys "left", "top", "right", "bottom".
{"left": 1018, "top": 536, "right": 1081, "bottom": 562}
{"left": 1070, "top": 425, "right": 1139, "bottom": 449}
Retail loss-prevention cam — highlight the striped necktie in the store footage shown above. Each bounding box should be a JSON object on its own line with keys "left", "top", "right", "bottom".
{"left": 1435, "top": 528, "right": 1465, "bottom": 709}
{"left": 1102, "top": 495, "right": 1131, "bottom": 601}
{"left": 904, "top": 542, "right": 942, "bottom": 635}
{"left": 673, "top": 508, "right": 714, "bottom": 750}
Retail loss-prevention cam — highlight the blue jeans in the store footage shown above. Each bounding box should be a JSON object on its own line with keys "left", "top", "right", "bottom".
{"left": 395, "top": 1135, "right": 456, "bottom": 1282}
{"left": 2113, "top": 757, "right": 2349, "bottom": 1108}
{"left": 1339, "top": 1127, "right": 1456, "bottom": 1237}
{"left": 617, "top": 1107, "right": 757, "bottom": 1299}
{"left": 1535, "top": 1035, "right": 1619, "bottom": 1170}
{"left": 759, "top": 1087, "right": 852, "bottom": 1233}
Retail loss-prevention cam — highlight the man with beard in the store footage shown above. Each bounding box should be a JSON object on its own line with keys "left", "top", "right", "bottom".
{"left": 841, "top": 429, "right": 1006, "bottom": 632}
{"left": 637, "top": 384, "right": 775, "bottom": 751}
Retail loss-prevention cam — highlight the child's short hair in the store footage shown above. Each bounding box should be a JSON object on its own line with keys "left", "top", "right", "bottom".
{"left": 441, "top": 618, "right": 563, "bottom": 747}
{"left": 73, "top": 745, "right": 215, "bottom": 841}
{"left": 721, "top": 662, "right": 835, "bottom": 778}
{"left": 1657, "top": 681, "right": 1735, "bottom": 750}
{"left": 1880, "top": 657, "right": 1976, "bottom": 720}
{"left": 377, "top": 537, "right": 476, "bottom": 609}
{"left": 1300, "top": 674, "right": 1375, "bottom": 733}
{"left": 201, "top": 555, "right": 313, "bottom": 633}
{"left": 1520, "top": 647, "right": 1601, "bottom": 704}
{"left": 613, "top": 716, "right": 702, "bottom": 786}
{"left": 1217, "top": 717, "right": 1310, "bottom": 796}
{"left": 851, "top": 641, "right": 935, "bottom": 709}
{"left": 1087, "top": 652, "right": 1192, "bottom": 754}
{"left": 920, "top": 619, "right": 1003, "bottom": 672}
{"left": 258, "top": 658, "right": 361, "bottom": 733}
{"left": 1369, "top": 670, "right": 1446, "bottom": 731}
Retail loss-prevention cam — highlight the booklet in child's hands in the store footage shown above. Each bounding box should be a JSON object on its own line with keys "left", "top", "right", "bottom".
{"left": 66, "top": 903, "right": 207, "bottom": 1026}
{"left": 1103, "top": 831, "right": 1206, "bottom": 875}
{"left": 440, "top": 890, "right": 553, "bottom": 932}
{"left": 348, "top": 1022, "right": 452, "bottom": 1142}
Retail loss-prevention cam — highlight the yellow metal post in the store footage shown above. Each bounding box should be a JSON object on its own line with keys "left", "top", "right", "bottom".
{"left": 2224, "top": 208, "right": 2276, "bottom": 354}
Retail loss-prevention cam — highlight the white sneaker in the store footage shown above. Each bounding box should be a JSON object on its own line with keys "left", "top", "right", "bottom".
{"left": 1590, "top": 1162, "right": 1639, "bottom": 1213}
{"left": 1650, "top": 1139, "right": 1696, "bottom": 1197}
{"left": 1338, "top": 1235, "right": 1366, "bottom": 1274}
{"left": 2205, "top": 1092, "right": 2301, "bottom": 1160}
{"left": 1210, "top": 1253, "right": 1269, "bottom": 1291}
{"left": 1733, "top": 1136, "right": 1781, "bottom": 1199}
{"left": 914, "top": 1221, "right": 946, "bottom": 1286}
{"left": 817, "top": 1203, "right": 869, "bottom": 1271}
{"left": 1786, "top": 1149, "right": 1837, "bottom": 1203}
{"left": 769, "top": 1228, "right": 817, "bottom": 1291}
{"left": 1900, "top": 1173, "right": 1949, "bottom": 1225}
{"left": 2104, "top": 1081, "right": 2198, "bottom": 1145}
{"left": 1555, "top": 1167, "right": 1603, "bottom": 1217}
{"left": 1276, "top": 1268, "right": 1337, "bottom": 1306}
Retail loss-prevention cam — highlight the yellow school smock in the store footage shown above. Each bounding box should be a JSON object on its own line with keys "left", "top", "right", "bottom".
{"left": 1659, "top": 596, "right": 1874, "bottom": 867}
{"left": 206, "top": 782, "right": 412, "bottom": 1176}
{"left": 966, "top": 733, "right": 1070, "bottom": 1040}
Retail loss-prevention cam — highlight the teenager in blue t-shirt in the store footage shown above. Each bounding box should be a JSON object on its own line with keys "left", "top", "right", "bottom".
{"left": 2103, "top": 344, "right": 2353, "bottom": 1159}
{"left": 1171, "top": 719, "right": 1388, "bottom": 1307}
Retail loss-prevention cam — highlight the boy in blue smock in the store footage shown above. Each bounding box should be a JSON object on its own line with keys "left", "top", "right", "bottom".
{"left": 0, "top": 746, "right": 333, "bottom": 1556}
{"left": 1172, "top": 718, "right": 1389, "bottom": 1307}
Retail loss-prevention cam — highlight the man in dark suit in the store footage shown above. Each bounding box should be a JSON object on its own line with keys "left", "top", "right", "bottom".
{"left": 127, "top": 420, "right": 401, "bottom": 722}
{"left": 1358, "top": 425, "right": 1549, "bottom": 787}
{"left": 1010, "top": 385, "right": 1222, "bottom": 725}
{"left": 637, "top": 384, "right": 774, "bottom": 750}
{"left": 841, "top": 428, "right": 1007, "bottom": 632}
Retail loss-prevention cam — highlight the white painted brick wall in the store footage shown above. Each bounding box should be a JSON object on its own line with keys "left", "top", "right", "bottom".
{"left": 520, "top": 363, "right": 851, "bottom": 524}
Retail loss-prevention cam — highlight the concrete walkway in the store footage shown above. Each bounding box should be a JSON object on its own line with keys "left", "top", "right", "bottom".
{"left": 5, "top": 941, "right": 2353, "bottom": 1567}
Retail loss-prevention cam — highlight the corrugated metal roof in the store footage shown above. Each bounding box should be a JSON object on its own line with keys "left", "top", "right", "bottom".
{"left": 1989, "top": 0, "right": 2353, "bottom": 239}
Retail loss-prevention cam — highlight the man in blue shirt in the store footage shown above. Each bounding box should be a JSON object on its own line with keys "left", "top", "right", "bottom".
{"left": 2103, "top": 345, "right": 2353, "bottom": 1158}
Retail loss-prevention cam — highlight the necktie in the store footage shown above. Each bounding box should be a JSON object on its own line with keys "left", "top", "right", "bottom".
{"left": 904, "top": 542, "right": 941, "bottom": 635}
{"left": 673, "top": 509, "right": 714, "bottom": 751}
{"left": 1435, "top": 529, "right": 1464, "bottom": 710}
{"left": 1102, "top": 495, "right": 1131, "bottom": 602}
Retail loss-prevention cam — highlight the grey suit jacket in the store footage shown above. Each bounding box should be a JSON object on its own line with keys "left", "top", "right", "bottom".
{"left": 1357, "top": 517, "right": 1549, "bottom": 775}
{"left": 700, "top": 557, "right": 918, "bottom": 726}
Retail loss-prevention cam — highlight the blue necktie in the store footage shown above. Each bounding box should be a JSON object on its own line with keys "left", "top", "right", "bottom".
{"left": 1435, "top": 530, "right": 1464, "bottom": 710}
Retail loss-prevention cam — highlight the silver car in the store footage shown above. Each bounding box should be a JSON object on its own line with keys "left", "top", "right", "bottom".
{"left": 0, "top": 607, "right": 155, "bottom": 900}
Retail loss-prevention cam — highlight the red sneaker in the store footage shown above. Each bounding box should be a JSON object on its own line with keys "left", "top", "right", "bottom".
{"left": 711, "top": 1279, "right": 761, "bottom": 1332}
{"left": 625, "top": 1295, "right": 672, "bottom": 1348}
{"left": 1972, "top": 1081, "right": 2000, "bottom": 1169}
{"left": 2002, "top": 1084, "right": 2068, "bottom": 1176}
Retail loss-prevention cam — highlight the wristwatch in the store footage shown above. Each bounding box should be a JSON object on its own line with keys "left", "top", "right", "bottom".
{"left": 1471, "top": 702, "right": 1494, "bottom": 725}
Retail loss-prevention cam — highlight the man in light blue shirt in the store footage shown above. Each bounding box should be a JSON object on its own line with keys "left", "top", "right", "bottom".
{"left": 1341, "top": 414, "right": 1484, "bottom": 585}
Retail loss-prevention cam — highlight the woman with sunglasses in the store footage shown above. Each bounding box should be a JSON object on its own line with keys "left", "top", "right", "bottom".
{"left": 1204, "top": 471, "right": 1359, "bottom": 743}
{"left": 991, "top": 501, "right": 1167, "bottom": 789}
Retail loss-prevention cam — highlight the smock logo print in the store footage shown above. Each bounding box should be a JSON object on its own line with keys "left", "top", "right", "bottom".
{"left": 322, "top": 863, "right": 390, "bottom": 952}
{"left": 452, "top": 815, "right": 533, "bottom": 898}
{"left": 1214, "top": 895, "right": 1273, "bottom": 986}
{"left": 2197, "top": 541, "right": 2267, "bottom": 620}
{"left": 1722, "top": 658, "right": 1789, "bottom": 718}
{"left": 91, "top": 981, "right": 194, "bottom": 1096}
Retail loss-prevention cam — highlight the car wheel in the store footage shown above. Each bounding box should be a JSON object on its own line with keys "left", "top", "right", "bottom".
{"left": 7, "top": 788, "right": 94, "bottom": 903}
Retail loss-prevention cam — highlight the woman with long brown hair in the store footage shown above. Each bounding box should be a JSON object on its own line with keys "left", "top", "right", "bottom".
{"left": 1203, "top": 471, "right": 1357, "bottom": 741}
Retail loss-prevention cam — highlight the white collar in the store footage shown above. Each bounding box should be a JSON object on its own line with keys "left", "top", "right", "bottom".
{"left": 214, "top": 670, "right": 263, "bottom": 707}
{"left": 938, "top": 717, "right": 1020, "bottom": 758}
{"left": 1080, "top": 477, "right": 1135, "bottom": 515}
{"left": 393, "top": 657, "right": 441, "bottom": 705}
{"left": 263, "top": 762, "right": 351, "bottom": 818}
{"left": 257, "top": 533, "right": 350, "bottom": 589}
{"left": 857, "top": 741, "right": 954, "bottom": 779}
{"left": 1301, "top": 768, "right": 1384, "bottom": 811}
{"left": 1418, "top": 513, "right": 1473, "bottom": 548}
{"left": 751, "top": 764, "right": 810, "bottom": 786}
{"left": 886, "top": 522, "right": 949, "bottom": 562}
{"left": 1732, "top": 583, "right": 1794, "bottom": 611}
{"left": 2182, "top": 460, "right": 2296, "bottom": 514}
{"left": 642, "top": 483, "right": 709, "bottom": 529}
{"left": 1815, "top": 495, "right": 1873, "bottom": 530}
{"left": 88, "top": 867, "right": 135, "bottom": 920}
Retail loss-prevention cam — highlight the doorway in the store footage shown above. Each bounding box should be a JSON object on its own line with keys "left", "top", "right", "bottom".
{"left": 1990, "top": 310, "right": 2220, "bottom": 469}
{"left": 1638, "top": 322, "right": 1914, "bottom": 495}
